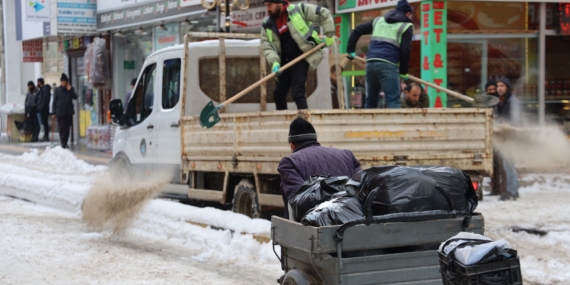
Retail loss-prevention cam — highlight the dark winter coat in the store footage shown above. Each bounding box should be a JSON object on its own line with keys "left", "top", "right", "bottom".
{"left": 278, "top": 142, "right": 362, "bottom": 217}
{"left": 36, "top": 85, "right": 52, "bottom": 113}
{"left": 52, "top": 86, "right": 78, "bottom": 117}
{"left": 494, "top": 92, "right": 521, "bottom": 126}
{"left": 25, "top": 88, "right": 39, "bottom": 114}
{"left": 347, "top": 10, "right": 413, "bottom": 75}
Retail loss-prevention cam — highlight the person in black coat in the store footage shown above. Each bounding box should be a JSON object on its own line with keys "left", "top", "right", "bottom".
{"left": 36, "top": 78, "right": 51, "bottom": 141}
{"left": 278, "top": 117, "right": 361, "bottom": 218}
{"left": 51, "top": 73, "right": 77, "bottom": 149}
{"left": 25, "top": 81, "right": 40, "bottom": 142}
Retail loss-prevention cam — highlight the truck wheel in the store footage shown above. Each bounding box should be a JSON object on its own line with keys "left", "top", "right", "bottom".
{"left": 231, "top": 179, "right": 260, "bottom": 219}
{"left": 110, "top": 155, "right": 133, "bottom": 182}
{"left": 282, "top": 269, "right": 316, "bottom": 285}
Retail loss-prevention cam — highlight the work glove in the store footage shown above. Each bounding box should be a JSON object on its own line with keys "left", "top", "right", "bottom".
{"left": 272, "top": 62, "right": 280, "bottom": 74}
{"left": 400, "top": 74, "right": 409, "bottom": 80}
{"left": 347, "top": 52, "right": 356, "bottom": 60}
{"left": 324, "top": 36, "right": 335, "bottom": 47}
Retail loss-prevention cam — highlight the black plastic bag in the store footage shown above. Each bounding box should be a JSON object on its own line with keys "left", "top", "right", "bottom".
{"left": 288, "top": 176, "right": 349, "bottom": 221}
{"left": 350, "top": 166, "right": 478, "bottom": 216}
{"left": 301, "top": 195, "right": 364, "bottom": 227}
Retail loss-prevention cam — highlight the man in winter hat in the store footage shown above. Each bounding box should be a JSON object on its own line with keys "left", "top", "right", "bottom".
{"left": 51, "top": 73, "right": 77, "bottom": 149}
{"left": 260, "top": 0, "right": 335, "bottom": 110}
{"left": 346, "top": 0, "right": 414, "bottom": 108}
{"left": 277, "top": 117, "right": 361, "bottom": 218}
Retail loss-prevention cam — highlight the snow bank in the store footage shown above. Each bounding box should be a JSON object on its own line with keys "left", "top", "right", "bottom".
{"left": 0, "top": 148, "right": 278, "bottom": 269}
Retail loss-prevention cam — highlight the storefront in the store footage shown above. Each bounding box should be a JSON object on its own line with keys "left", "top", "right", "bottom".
{"left": 335, "top": 1, "right": 570, "bottom": 133}
{"left": 96, "top": 0, "right": 212, "bottom": 105}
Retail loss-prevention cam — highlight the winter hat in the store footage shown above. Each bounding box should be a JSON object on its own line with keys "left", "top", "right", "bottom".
{"left": 485, "top": 80, "right": 497, "bottom": 91}
{"left": 288, "top": 117, "right": 317, "bottom": 143}
{"left": 263, "top": 0, "right": 284, "bottom": 3}
{"left": 497, "top": 77, "right": 511, "bottom": 90}
{"left": 60, "top": 73, "right": 69, "bottom": 82}
{"left": 395, "top": 0, "right": 413, "bottom": 14}
{"left": 27, "top": 81, "right": 34, "bottom": 87}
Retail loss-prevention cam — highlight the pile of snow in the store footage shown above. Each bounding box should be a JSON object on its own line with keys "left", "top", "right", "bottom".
{"left": 0, "top": 103, "right": 24, "bottom": 114}
{"left": 0, "top": 147, "right": 278, "bottom": 268}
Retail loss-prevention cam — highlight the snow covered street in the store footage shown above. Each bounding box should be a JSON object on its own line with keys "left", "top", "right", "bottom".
{"left": 1, "top": 147, "right": 569, "bottom": 284}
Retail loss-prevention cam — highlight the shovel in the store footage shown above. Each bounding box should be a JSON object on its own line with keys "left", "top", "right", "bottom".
{"left": 200, "top": 42, "right": 326, "bottom": 128}
{"left": 343, "top": 55, "right": 499, "bottom": 107}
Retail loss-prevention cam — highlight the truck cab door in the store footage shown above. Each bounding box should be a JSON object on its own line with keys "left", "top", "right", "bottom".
{"left": 122, "top": 62, "right": 158, "bottom": 173}
{"left": 154, "top": 57, "right": 182, "bottom": 169}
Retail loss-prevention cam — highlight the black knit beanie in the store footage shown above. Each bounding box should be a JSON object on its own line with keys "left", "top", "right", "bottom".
{"left": 485, "top": 80, "right": 497, "bottom": 91}
{"left": 263, "top": 0, "right": 284, "bottom": 3}
{"left": 60, "top": 73, "right": 69, "bottom": 82}
{"left": 395, "top": 0, "right": 413, "bottom": 14}
{"left": 497, "top": 77, "right": 512, "bottom": 90}
{"left": 288, "top": 117, "right": 317, "bottom": 143}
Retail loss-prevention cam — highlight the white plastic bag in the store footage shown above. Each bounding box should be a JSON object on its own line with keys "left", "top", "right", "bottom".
{"left": 439, "top": 232, "right": 513, "bottom": 265}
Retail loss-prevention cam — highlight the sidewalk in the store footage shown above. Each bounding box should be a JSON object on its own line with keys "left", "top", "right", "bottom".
{"left": 0, "top": 135, "right": 112, "bottom": 165}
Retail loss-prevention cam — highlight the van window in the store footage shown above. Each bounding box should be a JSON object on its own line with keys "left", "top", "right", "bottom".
{"left": 162, "top": 58, "right": 181, "bottom": 109}
{"left": 199, "top": 57, "right": 317, "bottom": 104}
{"left": 126, "top": 64, "right": 156, "bottom": 126}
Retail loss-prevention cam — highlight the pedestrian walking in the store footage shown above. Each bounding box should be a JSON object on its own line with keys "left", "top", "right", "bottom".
{"left": 51, "top": 73, "right": 77, "bottom": 149}
{"left": 36, "top": 78, "right": 52, "bottom": 141}
{"left": 346, "top": 0, "right": 414, "bottom": 109}
{"left": 278, "top": 117, "right": 361, "bottom": 218}
{"left": 260, "top": 0, "right": 335, "bottom": 110}
{"left": 494, "top": 77, "right": 521, "bottom": 200}
{"left": 25, "top": 81, "right": 40, "bottom": 142}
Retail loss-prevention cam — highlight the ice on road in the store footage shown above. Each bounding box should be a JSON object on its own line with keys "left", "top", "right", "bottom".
{"left": 1, "top": 147, "right": 570, "bottom": 284}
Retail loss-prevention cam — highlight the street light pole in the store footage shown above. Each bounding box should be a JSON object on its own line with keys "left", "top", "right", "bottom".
{"left": 225, "top": 0, "right": 230, "bottom": 32}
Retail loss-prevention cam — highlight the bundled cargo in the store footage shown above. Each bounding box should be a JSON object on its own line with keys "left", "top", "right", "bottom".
{"left": 287, "top": 176, "right": 350, "bottom": 222}
{"left": 301, "top": 192, "right": 364, "bottom": 227}
{"left": 439, "top": 232, "right": 522, "bottom": 285}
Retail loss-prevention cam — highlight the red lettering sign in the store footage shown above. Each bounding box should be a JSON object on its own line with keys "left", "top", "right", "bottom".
{"left": 423, "top": 31, "right": 429, "bottom": 45}
{"left": 434, "top": 78, "right": 444, "bottom": 93}
{"left": 434, "top": 11, "right": 443, "bottom": 25}
{"left": 434, "top": 54, "right": 444, "bottom": 68}
{"left": 433, "top": 1, "right": 444, "bottom": 9}
{"left": 422, "top": 3, "right": 430, "bottom": 12}
{"left": 423, "top": 56, "right": 430, "bottom": 70}
{"left": 423, "top": 13, "right": 429, "bottom": 28}
{"left": 434, "top": 28, "right": 443, "bottom": 43}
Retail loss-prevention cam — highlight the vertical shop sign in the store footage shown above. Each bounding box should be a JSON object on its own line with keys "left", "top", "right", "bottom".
{"left": 561, "top": 3, "right": 570, "bottom": 35}
{"left": 421, "top": 0, "right": 447, "bottom": 108}
{"left": 334, "top": 14, "right": 350, "bottom": 53}
{"left": 22, "top": 39, "right": 44, "bottom": 62}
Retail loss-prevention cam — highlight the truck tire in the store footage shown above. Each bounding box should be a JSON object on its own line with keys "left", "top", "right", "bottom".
{"left": 110, "top": 154, "right": 134, "bottom": 182}
{"left": 282, "top": 269, "right": 316, "bottom": 285}
{"left": 231, "top": 179, "right": 260, "bottom": 219}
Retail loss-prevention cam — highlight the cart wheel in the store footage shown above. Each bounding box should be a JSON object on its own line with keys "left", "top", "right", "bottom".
{"left": 282, "top": 269, "right": 315, "bottom": 285}
{"left": 231, "top": 179, "right": 260, "bottom": 219}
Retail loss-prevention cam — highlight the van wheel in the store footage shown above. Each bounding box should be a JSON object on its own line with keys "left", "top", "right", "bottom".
{"left": 282, "top": 269, "right": 316, "bottom": 285}
{"left": 232, "top": 179, "right": 260, "bottom": 219}
{"left": 111, "top": 155, "right": 134, "bottom": 182}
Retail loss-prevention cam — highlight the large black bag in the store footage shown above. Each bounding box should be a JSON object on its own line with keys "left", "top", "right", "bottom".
{"left": 349, "top": 166, "right": 478, "bottom": 216}
{"left": 301, "top": 192, "right": 365, "bottom": 227}
{"left": 288, "top": 176, "right": 350, "bottom": 222}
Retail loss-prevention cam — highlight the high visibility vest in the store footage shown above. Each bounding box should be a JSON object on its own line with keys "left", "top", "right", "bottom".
{"left": 371, "top": 17, "right": 413, "bottom": 48}
{"left": 264, "top": 3, "right": 322, "bottom": 45}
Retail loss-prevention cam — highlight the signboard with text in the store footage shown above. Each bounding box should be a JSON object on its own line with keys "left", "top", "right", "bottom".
{"left": 22, "top": 39, "right": 44, "bottom": 62}
{"left": 561, "top": 2, "right": 570, "bottom": 35}
{"left": 25, "top": 0, "right": 51, "bottom": 22}
{"left": 420, "top": 0, "right": 447, "bottom": 108}
{"left": 58, "top": 0, "right": 97, "bottom": 34}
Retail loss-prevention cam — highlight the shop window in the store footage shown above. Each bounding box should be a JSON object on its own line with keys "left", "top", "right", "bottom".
{"left": 162, "top": 58, "right": 181, "bottom": 109}
{"left": 43, "top": 41, "right": 65, "bottom": 74}
{"left": 198, "top": 57, "right": 317, "bottom": 104}
{"left": 126, "top": 64, "right": 156, "bottom": 126}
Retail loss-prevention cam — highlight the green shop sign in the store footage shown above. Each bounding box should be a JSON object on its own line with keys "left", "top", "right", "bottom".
{"left": 420, "top": 0, "right": 447, "bottom": 108}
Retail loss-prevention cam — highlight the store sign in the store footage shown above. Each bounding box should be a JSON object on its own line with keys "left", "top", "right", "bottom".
{"left": 421, "top": 0, "right": 447, "bottom": 108}
{"left": 25, "top": 0, "right": 51, "bottom": 22}
{"left": 97, "top": 0, "right": 203, "bottom": 30}
{"left": 57, "top": 0, "right": 97, "bottom": 34}
{"left": 337, "top": 0, "right": 420, "bottom": 14}
{"left": 561, "top": 2, "right": 570, "bottom": 35}
{"left": 180, "top": 0, "right": 202, "bottom": 7}
{"left": 15, "top": 0, "right": 53, "bottom": 41}
{"left": 232, "top": 6, "right": 267, "bottom": 29}
{"left": 97, "top": 0, "right": 154, "bottom": 12}
{"left": 154, "top": 23, "right": 180, "bottom": 50}
{"left": 22, "top": 39, "right": 43, "bottom": 62}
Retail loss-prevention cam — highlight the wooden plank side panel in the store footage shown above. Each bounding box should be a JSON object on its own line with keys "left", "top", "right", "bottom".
{"left": 272, "top": 216, "right": 319, "bottom": 252}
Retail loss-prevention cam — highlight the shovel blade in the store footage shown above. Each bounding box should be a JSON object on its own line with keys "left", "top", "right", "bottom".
{"left": 199, "top": 101, "right": 222, "bottom": 128}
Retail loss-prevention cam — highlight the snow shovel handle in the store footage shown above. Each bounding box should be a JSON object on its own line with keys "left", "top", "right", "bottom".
{"left": 220, "top": 42, "right": 326, "bottom": 107}
{"left": 352, "top": 56, "right": 474, "bottom": 103}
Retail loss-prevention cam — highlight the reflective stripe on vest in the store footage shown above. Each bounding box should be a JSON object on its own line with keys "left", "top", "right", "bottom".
{"left": 370, "top": 17, "right": 412, "bottom": 48}
{"left": 287, "top": 4, "right": 322, "bottom": 44}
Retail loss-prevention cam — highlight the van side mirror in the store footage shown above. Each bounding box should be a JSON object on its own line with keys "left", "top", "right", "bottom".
{"left": 110, "top": 99, "right": 124, "bottom": 125}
